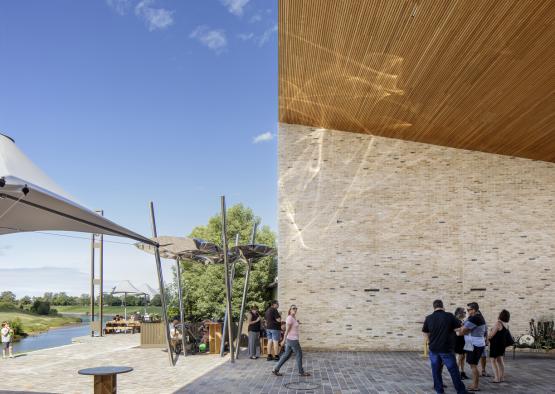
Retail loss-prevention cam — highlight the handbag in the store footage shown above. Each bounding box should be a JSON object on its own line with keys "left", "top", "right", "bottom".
{"left": 504, "top": 327, "right": 515, "bottom": 347}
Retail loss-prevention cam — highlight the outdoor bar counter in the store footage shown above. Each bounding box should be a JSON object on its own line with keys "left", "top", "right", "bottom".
{"left": 140, "top": 321, "right": 165, "bottom": 348}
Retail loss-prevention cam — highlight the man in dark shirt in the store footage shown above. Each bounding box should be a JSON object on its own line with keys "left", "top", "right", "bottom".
{"left": 422, "top": 300, "right": 468, "bottom": 394}
{"left": 265, "top": 300, "right": 281, "bottom": 361}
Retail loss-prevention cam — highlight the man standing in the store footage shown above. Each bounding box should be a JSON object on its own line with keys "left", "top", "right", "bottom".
{"left": 457, "top": 302, "right": 487, "bottom": 392}
{"left": 265, "top": 300, "right": 281, "bottom": 361}
{"left": 422, "top": 300, "right": 468, "bottom": 394}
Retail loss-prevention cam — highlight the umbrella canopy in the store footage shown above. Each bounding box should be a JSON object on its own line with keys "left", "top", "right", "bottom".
{"left": 230, "top": 244, "right": 275, "bottom": 260}
{"left": 135, "top": 236, "right": 222, "bottom": 262}
{"left": 111, "top": 280, "right": 142, "bottom": 295}
{"left": 0, "top": 134, "right": 154, "bottom": 245}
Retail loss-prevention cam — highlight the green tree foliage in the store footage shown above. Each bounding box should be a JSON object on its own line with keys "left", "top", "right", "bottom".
{"left": 179, "top": 204, "right": 276, "bottom": 321}
{"left": 31, "top": 300, "right": 51, "bottom": 315}
{"left": 0, "top": 291, "right": 17, "bottom": 304}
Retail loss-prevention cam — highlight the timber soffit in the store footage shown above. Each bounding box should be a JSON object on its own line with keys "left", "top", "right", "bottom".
{"left": 278, "top": 0, "right": 555, "bottom": 162}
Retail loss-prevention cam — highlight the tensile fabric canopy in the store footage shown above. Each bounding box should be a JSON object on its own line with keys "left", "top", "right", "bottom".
{"left": 0, "top": 134, "right": 154, "bottom": 245}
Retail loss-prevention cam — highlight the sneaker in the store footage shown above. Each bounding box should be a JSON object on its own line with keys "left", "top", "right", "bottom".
{"left": 461, "top": 371, "right": 469, "bottom": 379}
{"left": 273, "top": 355, "right": 280, "bottom": 361}
{"left": 266, "top": 355, "right": 273, "bottom": 361}
{"left": 272, "top": 370, "right": 283, "bottom": 376}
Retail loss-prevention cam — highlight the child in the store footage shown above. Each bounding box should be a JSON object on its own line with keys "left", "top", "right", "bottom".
{"left": 1, "top": 322, "right": 14, "bottom": 359}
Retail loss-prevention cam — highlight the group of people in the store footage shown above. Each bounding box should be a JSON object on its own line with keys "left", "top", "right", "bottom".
{"left": 1, "top": 321, "right": 14, "bottom": 359}
{"left": 423, "top": 300, "right": 512, "bottom": 393}
{"left": 245, "top": 300, "right": 310, "bottom": 377}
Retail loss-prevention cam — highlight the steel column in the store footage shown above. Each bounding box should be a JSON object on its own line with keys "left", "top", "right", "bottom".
{"left": 90, "top": 234, "right": 95, "bottom": 336}
{"left": 234, "top": 222, "right": 257, "bottom": 357}
{"left": 150, "top": 201, "right": 175, "bottom": 366}
{"left": 220, "top": 233, "right": 239, "bottom": 357}
{"left": 175, "top": 258, "right": 187, "bottom": 356}
{"left": 220, "top": 196, "right": 235, "bottom": 362}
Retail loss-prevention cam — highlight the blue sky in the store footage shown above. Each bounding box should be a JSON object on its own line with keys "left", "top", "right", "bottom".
{"left": 0, "top": 0, "right": 277, "bottom": 296}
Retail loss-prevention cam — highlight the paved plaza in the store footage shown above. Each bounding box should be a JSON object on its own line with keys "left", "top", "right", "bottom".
{"left": 0, "top": 335, "right": 553, "bottom": 394}
{"left": 183, "top": 350, "right": 555, "bottom": 394}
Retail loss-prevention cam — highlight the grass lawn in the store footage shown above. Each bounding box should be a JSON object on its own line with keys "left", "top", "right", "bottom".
{"left": 54, "top": 305, "right": 162, "bottom": 315}
{"left": 0, "top": 310, "right": 81, "bottom": 336}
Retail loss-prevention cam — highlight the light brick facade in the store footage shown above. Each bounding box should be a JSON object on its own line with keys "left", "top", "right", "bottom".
{"left": 278, "top": 122, "right": 555, "bottom": 351}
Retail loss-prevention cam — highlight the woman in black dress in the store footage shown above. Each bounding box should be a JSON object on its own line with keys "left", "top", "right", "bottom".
{"left": 488, "top": 309, "right": 510, "bottom": 383}
{"left": 454, "top": 307, "right": 468, "bottom": 379}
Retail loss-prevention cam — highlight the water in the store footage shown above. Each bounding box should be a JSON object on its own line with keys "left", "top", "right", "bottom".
{"left": 12, "top": 315, "right": 113, "bottom": 354}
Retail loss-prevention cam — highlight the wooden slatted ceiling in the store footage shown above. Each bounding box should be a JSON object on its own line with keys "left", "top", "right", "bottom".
{"left": 279, "top": 0, "right": 555, "bottom": 162}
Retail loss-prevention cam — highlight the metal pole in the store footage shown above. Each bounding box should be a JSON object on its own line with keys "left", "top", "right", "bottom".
{"left": 220, "top": 233, "right": 239, "bottom": 356}
{"left": 221, "top": 196, "right": 235, "bottom": 362}
{"left": 235, "top": 222, "right": 258, "bottom": 357}
{"left": 150, "top": 201, "right": 175, "bottom": 366}
{"left": 90, "top": 234, "right": 95, "bottom": 336}
{"left": 98, "top": 210, "right": 104, "bottom": 336}
{"left": 175, "top": 258, "right": 187, "bottom": 356}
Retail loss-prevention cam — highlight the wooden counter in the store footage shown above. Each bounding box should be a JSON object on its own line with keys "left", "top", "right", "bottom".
{"left": 140, "top": 322, "right": 165, "bottom": 348}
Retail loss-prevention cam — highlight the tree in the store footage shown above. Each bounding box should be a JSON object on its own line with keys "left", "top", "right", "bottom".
{"left": 150, "top": 294, "right": 162, "bottom": 306}
{"left": 19, "top": 296, "right": 32, "bottom": 308}
{"left": 0, "top": 291, "right": 17, "bottom": 304}
{"left": 179, "top": 204, "right": 276, "bottom": 321}
{"left": 31, "top": 300, "right": 51, "bottom": 315}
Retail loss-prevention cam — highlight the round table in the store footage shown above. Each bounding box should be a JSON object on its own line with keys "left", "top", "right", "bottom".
{"left": 78, "top": 366, "right": 133, "bottom": 394}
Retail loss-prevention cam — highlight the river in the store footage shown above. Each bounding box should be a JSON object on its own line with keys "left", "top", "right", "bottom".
{"left": 13, "top": 314, "right": 113, "bottom": 354}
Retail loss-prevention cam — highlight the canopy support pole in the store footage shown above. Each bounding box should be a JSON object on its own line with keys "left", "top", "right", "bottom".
{"left": 97, "top": 210, "right": 104, "bottom": 337}
{"left": 175, "top": 258, "right": 187, "bottom": 357}
{"left": 220, "top": 233, "right": 239, "bottom": 357}
{"left": 90, "top": 234, "right": 95, "bottom": 337}
{"left": 150, "top": 201, "right": 175, "bottom": 366}
{"left": 235, "top": 222, "right": 258, "bottom": 358}
{"left": 221, "top": 196, "right": 235, "bottom": 362}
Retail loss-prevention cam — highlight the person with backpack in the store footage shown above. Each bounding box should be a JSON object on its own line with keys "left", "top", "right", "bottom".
{"left": 488, "top": 309, "right": 512, "bottom": 383}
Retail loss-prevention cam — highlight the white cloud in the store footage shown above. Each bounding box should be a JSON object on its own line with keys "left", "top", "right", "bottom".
{"left": 238, "top": 24, "right": 278, "bottom": 47}
{"left": 249, "top": 13, "right": 262, "bottom": 23}
{"left": 190, "top": 26, "right": 228, "bottom": 53}
{"left": 253, "top": 132, "right": 274, "bottom": 144}
{"left": 135, "top": 0, "right": 174, "bottom": 31}
{"left": 237, "top": 32, "right": 254, "bottom": 41}
{"left": 221, "top": 0, "right": 250, "bottom": 16}
{"left": 106, "top": 0, "right": 132, "bottom": 15}
{"left": 257, "top": 24, "right": 277, "bottom": 46}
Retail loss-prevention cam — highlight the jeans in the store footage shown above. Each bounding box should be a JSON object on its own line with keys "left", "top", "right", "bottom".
{"left": 274, "top": 339, "right": 304, "bottom": 374}
{"left": 248, "top": 331, "right": 260, "bottom": 357}
{"left": 429, "top": 351, "right": 467, "bottom": 394}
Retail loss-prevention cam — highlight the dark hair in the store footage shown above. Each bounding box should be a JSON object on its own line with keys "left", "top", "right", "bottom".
{"left": 433, "top": 299, "right": 443, "bottom": 309}
{"left": 499, "top": 309, "right": 510, "bottom": 323}
{"left": 271, "top": 300, "right": 279, "bottom": 306}
{"left": 250, "top": 305, "right": 259, "bottom": 310}
{"left": 454, "top": 307, "right": 466, "bottom": 319}
{"left": 467, "top": 302, "right": 479, "bottom": 311}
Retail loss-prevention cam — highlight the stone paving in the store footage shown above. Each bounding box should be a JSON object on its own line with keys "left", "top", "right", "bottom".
{"left": 0, "top": 336, "right": 553, "bottom": 394}
{"left": 0, "top": 334, "right": 227, "bottom": 394}
{"left": 182, "top": 350, "right": 555, "bottom": 394}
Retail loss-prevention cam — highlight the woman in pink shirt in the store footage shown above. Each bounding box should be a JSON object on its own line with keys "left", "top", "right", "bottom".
{"left": 272, "top": 305, "right": 310, "bottom": 377}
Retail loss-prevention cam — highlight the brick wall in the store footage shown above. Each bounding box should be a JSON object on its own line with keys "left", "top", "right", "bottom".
{"left": 278, "top": 122, "right": 555, "bottom": 351}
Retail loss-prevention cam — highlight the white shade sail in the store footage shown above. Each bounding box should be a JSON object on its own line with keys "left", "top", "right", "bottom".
{"left": 111, "top": 280, "right": 142, "bottom": 295}
{"left": 138, "top": 283, "right": 158, "bottom": 297}
{"left": 0, "top": 134, "right": 155, "bottom": 245}
{"left": 135, "top": 236, "right": 221, "bottom": 262}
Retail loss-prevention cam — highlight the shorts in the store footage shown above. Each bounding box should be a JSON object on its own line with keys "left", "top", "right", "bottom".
{"left": 2, "top": 342, "right": 11, "bottom": 350}
{"left": 466, "top": 346, "right": 484, "bottom": 365}
{"left": 267, "top": 329, "right": 281, "bottom": 341}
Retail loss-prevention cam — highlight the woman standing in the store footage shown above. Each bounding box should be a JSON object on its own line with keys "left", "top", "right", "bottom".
{"left": 488, "top": 309, "right": 510, "bottom": 383}
{"left": 454, "top": 307, "right": 468, "bottom": 379}
{"left": 247, "top": 305, "right": 261, "bottom": 359}
{"left": 1, "top": 322, "right": 14, "bottom": 359}
{"left": 272, "top": 305, "right": 310, "bottom": 377}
